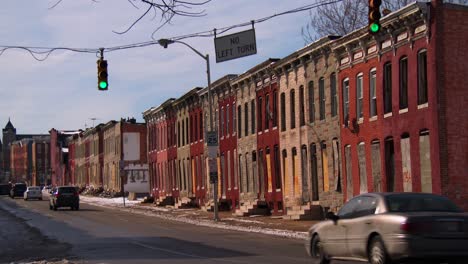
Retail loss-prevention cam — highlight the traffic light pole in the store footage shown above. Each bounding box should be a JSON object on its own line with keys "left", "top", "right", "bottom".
{"left": 158, "top": 39, "right": 219, "bottom": 221}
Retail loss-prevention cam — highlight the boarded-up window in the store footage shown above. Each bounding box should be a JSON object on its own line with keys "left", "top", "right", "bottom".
{"left": 282, "top": 150, "right": 288, "bottom": 196}
{"left": 371, "top": 140, "right": 382, "bottom": 192}
{"left": 221, "top": 154, "right": 226, "bottom": 196}
{"left": 321, "top": 142, "right": 329, "bottom": 192}
{"left": 385, "top": 138, "right": 395, "bottom": 192}
{"left": 301, "top": 145, "right": 309, "bottom": 201}
{"left": 401, "top": 134, "right": 412, "bottom": 192}
{"left": 292, "top": 148, "right": 298, "bottom": 195}
{"left": 332, "top": 139, "right": 341, "bottom": 192}
{"left": 358, "top": 142, "right": 367, "bottom": 194}
{"left": 419, "top": 130, "right": 432, "bottom": 193}
{"left": 227, "top": 150, "right": 231, "bottom": 189}
{"left": 310, "top": 144, "right": 319, "bottom": 201}
{"left": 345, "top": 145, "right": 353, "bottom": 200}
{"left": 239, "top": 154, "right": 243, "bottom": 193}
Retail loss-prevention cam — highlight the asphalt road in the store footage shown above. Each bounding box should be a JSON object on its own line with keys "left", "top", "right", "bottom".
{"left": 0, "top": 195, "right": 360, "bottom": 264}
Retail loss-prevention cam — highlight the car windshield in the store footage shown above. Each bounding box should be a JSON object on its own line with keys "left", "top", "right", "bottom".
{"left": 28, "top": 187, "right": 40, "bottom": 191}
{"left": 385, "top": 194, "right": 462, "bottom": 213}
{"left": 15, "top": 184, "right": 27, "bottom": 190}
{"left": 59, "top": 187, "right": 77, "bottom": 194}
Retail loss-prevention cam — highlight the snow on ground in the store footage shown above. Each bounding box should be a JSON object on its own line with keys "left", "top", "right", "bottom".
{"left": 79, "top": 195, "right": 308, "bottom": 240}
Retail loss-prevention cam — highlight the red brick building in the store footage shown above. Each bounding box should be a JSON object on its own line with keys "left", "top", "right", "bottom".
{"left": 254, "top": 59, "right": 283, "bottom": 214}
{"left": 213, "top": 76, "right": 239, "bottom": 209}
{"left": 188, "top": 96, "right": 206, "bottom": 205}
{"left": 143, "top": 99, "right": 177, "bottom": 204}
{"left": 333, "top": 1, "right": 468, "bottom": 209}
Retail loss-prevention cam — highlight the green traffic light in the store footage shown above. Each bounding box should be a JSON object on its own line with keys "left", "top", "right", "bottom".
{"left": 370, "top": 23, "right": 380, "bottom": 33}
{"left": 99, "top": 81, "right": 108, "bottom": 89}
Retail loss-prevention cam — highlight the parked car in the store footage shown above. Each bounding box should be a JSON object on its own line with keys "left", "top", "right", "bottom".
{"left": 49, "top": 186, "right": 80, "bottom": 211}
{"left": 9, "top": 183, "right": 27, "bottom": 198}
{"left": 305, "top": 192, "right": 468, "bottom": 264}
{"left": 0, "top": 184, "right": 11, "bottom": 195}
{"left": 24, "top": 186, "right": 42, "bottom": 200}
{"left": 42, "top": 185, "right": 52, "bottom": 197}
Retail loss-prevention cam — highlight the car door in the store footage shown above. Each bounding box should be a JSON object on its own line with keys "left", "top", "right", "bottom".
{"left": 346, "top": 195, "right": 379, "bottom": 258}
{"left": 323, "top": 198, "right": 359, "bottom": 257}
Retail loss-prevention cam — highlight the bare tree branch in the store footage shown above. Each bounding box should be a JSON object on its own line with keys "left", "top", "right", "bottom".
{"left": 49, "top": 0, "right": 211, "bottom": 37}
{"left": 302, "top": 0, "right": 420, "bottom": 44}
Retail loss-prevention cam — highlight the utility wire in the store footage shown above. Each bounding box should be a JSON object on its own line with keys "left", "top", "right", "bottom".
{"left": 0, "top": 0, "right": 342, "bottom": 61}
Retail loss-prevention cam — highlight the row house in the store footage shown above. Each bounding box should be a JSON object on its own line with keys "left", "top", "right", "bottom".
{"left": 143, "top": 99, "right": 177, "bottom": 205}
{"left": 81, "top": 126, "right": 102, "bottom": 188}
{"left": 100, "top": 118, "right": 149, "bottom": 194}
{"left": 189, "top": 90, "right": 206, "bottom": 206}
{"left": 232, "top": 69, "right": 260, "bottom": 215}
{"left": 49, "top": 129, "right": 80, "bottom": 186}
{"left": 275, "top": 36, "right": 343, "bottom": 218}
{"left": 10, "top": 137, "right": 50, "bottom": 185}
{"left": 333, "top": 1, "right": 468, "bottom": 209}
{"left": 248, "top": 60, "right": 283, "bottom": 214}
{"left": 212, "top": 75, "right": 238, "bottom": 209}
{"left": 173, "top": 88, "right": 201, "bottom": 207}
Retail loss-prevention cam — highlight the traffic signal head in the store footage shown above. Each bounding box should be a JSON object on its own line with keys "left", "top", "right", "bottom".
{"left": 97, "top": 59, "right": 108, "bottom": 90}
{"left": 369, "top": 0, "right": 382, "bottom": 34}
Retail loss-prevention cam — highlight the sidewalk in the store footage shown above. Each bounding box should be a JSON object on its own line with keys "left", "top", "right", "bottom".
{"left": 80, "top": 195, "right": 318, "bottom": 240}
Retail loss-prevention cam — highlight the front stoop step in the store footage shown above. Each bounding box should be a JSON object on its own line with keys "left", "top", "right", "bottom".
{"left": 233, "top": 200, "right": 270, "bottom": 217}
{"left": 201, "top": 199, "right": 231, "bottom": 212}
{"left": 283, "top": 204, "right": 324, "bottom": 220}
{"left": 175, "top": 197, "right": 196, "bottom": 209}
{"left": 155, "top": 196, "right": 174, "bottom": 206}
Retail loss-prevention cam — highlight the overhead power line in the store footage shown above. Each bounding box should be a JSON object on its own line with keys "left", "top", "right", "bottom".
{"left": 0, "top": 0, "right": 342, "bottom": 61}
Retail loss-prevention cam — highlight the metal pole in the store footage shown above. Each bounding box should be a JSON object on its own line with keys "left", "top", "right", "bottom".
{"left": 206, "top": 54, "right": 219, "bottom": 221}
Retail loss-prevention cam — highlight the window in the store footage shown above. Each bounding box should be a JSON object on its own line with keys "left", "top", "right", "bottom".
{"left": 399, "top": 57, "right": 408, "bottom": 109}
{"left": 383, "top": 62, "right": 392, "bottom": 114}
{"left": 220, "top": 107, "right": 224, "bottom": 136}
{"left": 231, "top": 102, "right": 236, "bottom": 134}
{"left": 244, "top": 103, "right": 248, "bottom": 137}
{"left": 274, "top": 145, "right": 281, "bottom": 189}
{"left": 356, "top": 73, "right": 363, "bottom": 119}
{"left": 299, "top": 85, "right": 305, "bottom": 126}
{"left": 194, "top": 115, "right": 198, "bottom": 141}
{"left": 232, "top": 104, "right": 236, "bottom": 135}
{"left": 226, "top": 105, "right": 230, "bottom": 136}
{"left": 342, "top": 79, "right": 350, "bottom": 120}
{"left": 418, "top": 50, "right": 428, "bottom": 105}
{"left": 281, "top": 92, "right": 286, "bottom": 131}
{"left": 308, "top": 81, "right": 315, "bottom": 123}
{"left": 258, "top": 97, "right": 263, "bottom": 132}
{"left": 331, "top": 73, "right": 337, "bottom": 117}
{"left": 273, "top": 90, "right": 278, "bottom": 127}
{"left": 265, "top": 94, "right": 270, "bottom": 129}
{"left": 290, "top": 89, "right": 296, "bottom": 129}
{"left": 251, "top": 100, "right": 255, "bottom": 134}
{"left": 238, "top": 105, "right": 242, "bottom": 138}
{"left": 369, "top": 69, "right": 377, "bottom": 117}
{"left": 199, "top": 112, "right": 203, "bottom": 140}
{"left": 185, "top": 117, "right": 189, "bottom": 144}
{"left": 319, "top": 77, "right": 325, "bottom": 120}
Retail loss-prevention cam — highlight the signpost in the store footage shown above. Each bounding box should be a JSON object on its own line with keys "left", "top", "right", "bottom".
{"left": 214, "top": 29, "right": 257, "bottom": 63}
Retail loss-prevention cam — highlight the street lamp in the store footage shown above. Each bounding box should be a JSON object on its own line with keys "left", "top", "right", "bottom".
{"left": 158, "top": 38, "right": 219, "bottom": 221}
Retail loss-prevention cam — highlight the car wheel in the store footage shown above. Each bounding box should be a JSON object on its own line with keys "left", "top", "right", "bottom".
{"left": 49, "top": 204, "right": 52, "bottom": 210}
{"left": 39, "top": 197, "right": 42, "bottom": 201}
{"left": 310, "top": 235, "right": 330, "bottom": 264}
{"left": 53, "top": 204, "right": 58, "bottom": 211}
{"left": 369, "top": 236, "right": 392, "bottom": 264}
{"left": 75, "top": 205, "right": 79, "bottom": 211}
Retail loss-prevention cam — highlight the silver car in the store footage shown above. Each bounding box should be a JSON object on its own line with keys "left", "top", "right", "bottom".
{"left": 24, "top": 186, "right": 42, "bottom": 200}
{"left": 305, "top": 193, "right": 468, "bottom": 264}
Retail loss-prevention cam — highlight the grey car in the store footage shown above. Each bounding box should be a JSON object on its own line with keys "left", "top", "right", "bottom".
{"left": 305, "top": 193, "right": 468, "bottom": 264}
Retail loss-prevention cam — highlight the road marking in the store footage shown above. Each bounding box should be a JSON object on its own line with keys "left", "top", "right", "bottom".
{"left": 131, "top": 241, "right": 252, "bottom": 264}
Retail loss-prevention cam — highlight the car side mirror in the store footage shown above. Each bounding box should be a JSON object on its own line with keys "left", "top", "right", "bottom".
{"left": 326, "top": 212, "right": 339, "bottom": 223}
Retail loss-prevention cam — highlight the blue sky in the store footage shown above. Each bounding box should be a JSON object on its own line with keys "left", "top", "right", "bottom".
{"left": 0, "top": 0, "right": 314, "bottom": 134}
